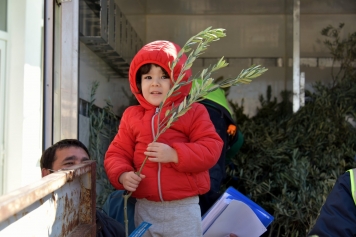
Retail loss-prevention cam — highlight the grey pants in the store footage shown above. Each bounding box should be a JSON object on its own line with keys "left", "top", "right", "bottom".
{"left": 134, "top": 196, "right": 202, "bottom": 237}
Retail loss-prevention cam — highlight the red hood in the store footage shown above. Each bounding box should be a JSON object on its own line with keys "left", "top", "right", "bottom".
{"left": 129, "top": 40, "right": 192, "bottom": 110}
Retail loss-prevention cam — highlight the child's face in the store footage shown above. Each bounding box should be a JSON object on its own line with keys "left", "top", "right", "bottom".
{"left": 141, "top": 65, "right": 171, "bottom": 106}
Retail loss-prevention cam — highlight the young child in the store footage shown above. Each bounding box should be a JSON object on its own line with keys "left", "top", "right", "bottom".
{"left": 104, "top": 40, "right": 223, "bottom": 237}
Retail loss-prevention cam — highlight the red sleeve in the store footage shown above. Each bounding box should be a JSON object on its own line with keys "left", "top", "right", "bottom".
{"left": 104, "top": 108, "right": 136, "bottom": 190}
{"left": 171, "top": 103, "right": 223, "bottom": 173}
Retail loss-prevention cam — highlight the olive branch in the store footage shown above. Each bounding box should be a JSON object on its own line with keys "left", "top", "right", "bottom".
{"left": 123, "top": 27, "right": 268, "bottom": 236}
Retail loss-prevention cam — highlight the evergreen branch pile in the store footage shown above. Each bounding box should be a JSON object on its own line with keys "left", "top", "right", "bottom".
{"left": 321, "top": 23, "right": 356, "bottom": 84}
{"left": 226, "top": 24, "right": 356, "bottom": 236}
{"left": 88, "top": 81, "right": 118, "bottom": 206}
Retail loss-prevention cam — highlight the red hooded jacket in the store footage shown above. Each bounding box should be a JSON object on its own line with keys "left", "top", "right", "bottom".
{"left": 104, "top": 40, "right": 223, "bottom": 201}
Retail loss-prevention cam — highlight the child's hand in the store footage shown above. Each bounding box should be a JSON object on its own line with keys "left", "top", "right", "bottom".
{"left": 119, "top": 171, "right": 146, "bottom": 192}
{"left": 144, "top": 142, "right": 178, "bottom": 164}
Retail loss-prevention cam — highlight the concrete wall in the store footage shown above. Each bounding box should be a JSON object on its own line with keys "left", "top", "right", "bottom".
{"left": 129, "top": 1, "right": 356, "bottom": 116}
{"left": 78, "top": 42, "right": 131, "bottom": 147}
{"left": 79, "top": 0, "right": 356, "bottom": 119}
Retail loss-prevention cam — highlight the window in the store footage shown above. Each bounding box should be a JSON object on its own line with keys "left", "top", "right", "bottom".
{"left": 0, "top": 0, "right": 7, "bottom": 32}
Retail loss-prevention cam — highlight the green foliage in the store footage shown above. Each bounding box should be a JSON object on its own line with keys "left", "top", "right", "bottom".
{"left": 321, "top": 23, "right": 356, "bottom": 84}
{"left": 227, "top": 78, "right": 356, "bottom": 236}
{"left": 229, "top": 98, "right": 250, "bottom": 125}
{"left": 253, "top": 87, "right": 293, "bottom": 124}
{"left": 88, "top": 81, "right": 119, "bottom": 207}
{"left": 225, "top": 24, "right": 356, "bottom": 236}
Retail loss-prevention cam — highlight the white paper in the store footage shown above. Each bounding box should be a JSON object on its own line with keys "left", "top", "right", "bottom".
{"left": 202, "top": 192, "right": 230, "bottom": 232}
{"left": 203, "top": 200, "right": 267, "bottom": 237}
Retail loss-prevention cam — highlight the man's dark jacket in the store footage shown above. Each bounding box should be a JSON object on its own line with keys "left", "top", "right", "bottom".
{"left": 309, "top": 171, "right": 356, "bottom": 237}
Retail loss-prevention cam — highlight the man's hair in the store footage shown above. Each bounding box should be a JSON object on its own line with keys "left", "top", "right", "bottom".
{"left": 135, "top": 63, "right": 169, "bottom": 94}
{"left": 40, "top": 139, "right": 90, "bottom": 169}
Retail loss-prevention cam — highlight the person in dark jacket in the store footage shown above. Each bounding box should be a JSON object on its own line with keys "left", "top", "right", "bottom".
{"left": 308, "top": 169, "right": 356, "bottom": 237}
{"left": 102, "top": 190, "right": 136, "bottom": 235}
{"left": 191, "top": 79, "right": 244, "bottom": 216}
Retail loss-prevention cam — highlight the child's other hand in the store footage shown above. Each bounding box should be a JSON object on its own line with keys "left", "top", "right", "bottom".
{"left": 119, "top": 171, "right": 146, "bottom": 192}
{"left": 145, "top": 142, "right": 178, "bottom": 164}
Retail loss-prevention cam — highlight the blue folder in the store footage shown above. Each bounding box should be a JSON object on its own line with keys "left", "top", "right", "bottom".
{"left": 202, "top": 186, "right": 274, "bottom": 229}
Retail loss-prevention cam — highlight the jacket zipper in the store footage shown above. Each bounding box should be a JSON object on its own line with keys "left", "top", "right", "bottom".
{"left": 151, "top": 107, "right": 164, "bottom": 202}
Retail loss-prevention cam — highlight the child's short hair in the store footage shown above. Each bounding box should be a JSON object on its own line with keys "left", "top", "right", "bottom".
{"left": 135, "top": 63, "right": 170, "bottom": 94}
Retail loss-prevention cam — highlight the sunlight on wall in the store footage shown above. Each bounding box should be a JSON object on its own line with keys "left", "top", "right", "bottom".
{"left": 4, "top": 0, "right": 43, "bottom": 194}
{"left": 21, "top": 63, "right": 42, "bottom": 185}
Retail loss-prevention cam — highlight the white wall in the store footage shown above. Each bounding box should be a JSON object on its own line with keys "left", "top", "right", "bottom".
{"left": 115, "top": 0, "right": 146, "bottom": 42}
{"left": 81, "top": 0, "right": 356, "bottom": 119}
{"left": 79, "top": 42, "right": 131, "bottom": 111}
{"left": 4, "top": 0, "right": 43, "bottom": 194}
{"left": 143, "top": 13, "right": 356, "bottom": 116}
